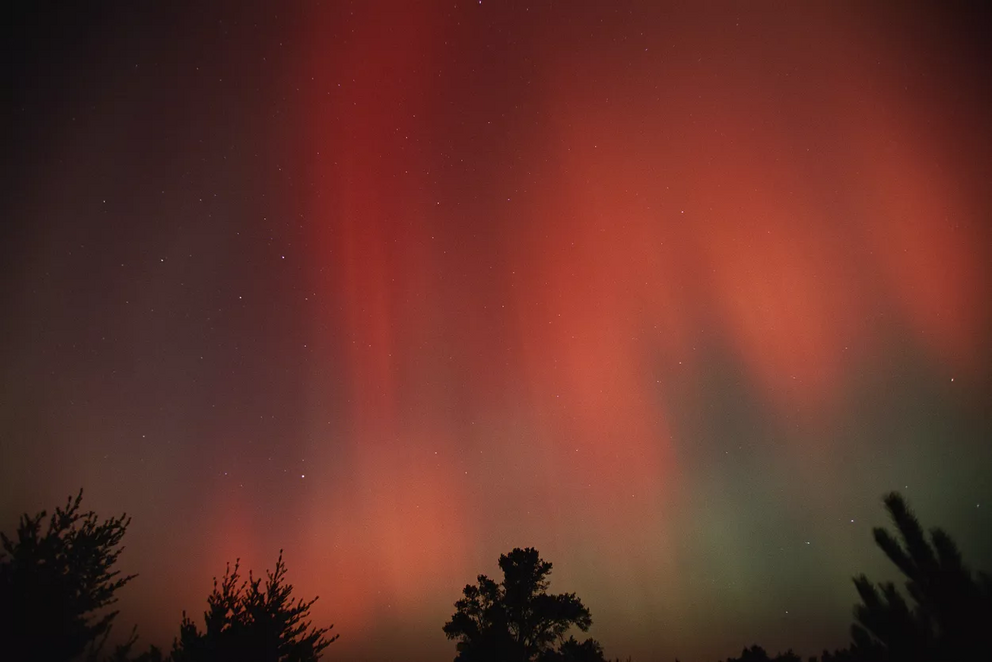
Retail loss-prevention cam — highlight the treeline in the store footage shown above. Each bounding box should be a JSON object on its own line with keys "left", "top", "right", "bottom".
{"left": 0, "top": 490, "right": 336, "bottom": 662}
{"left": 1, "top": 490, "right": 989, "bottom": 661}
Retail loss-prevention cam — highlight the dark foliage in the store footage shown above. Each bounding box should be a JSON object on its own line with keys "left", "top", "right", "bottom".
{"left": 0, "top": 489, "right": 136, "bottom": 661}
{"left": 540, "top": 635, "right": 609, "bottom": 662}
{"left": 171, "top": 550, "right": 337, "bottom": 662}
{"left": 443, "top": 547, "right": 605, "bottom": 662}
{"left": 816, "top": 648, "right": 862, "bottom": 662}
{"left": 719, "top": 645, "right": 801, "bottom": 662}
{"left": 723, "top": 492, "right": 992, "bottom": 662}
{"left": 103, "top": 626, "right": 167, "bottom": 662}
{"left": 849, "top": 492, "right": 992, "bottom": 661}
{"left": 716, "top": 645, "right": 867, "bottom": 662}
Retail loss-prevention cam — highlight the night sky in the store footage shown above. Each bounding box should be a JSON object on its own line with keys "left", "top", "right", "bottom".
{"left": 3, "top": 2, "right": 992, "bottom": 660}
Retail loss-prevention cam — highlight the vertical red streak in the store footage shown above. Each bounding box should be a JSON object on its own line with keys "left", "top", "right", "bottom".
{"left": 300, "top": 4, "right": 474, "bottom": 648}
{"left": 289, "top": 2, "right": 991, "bottom": 657}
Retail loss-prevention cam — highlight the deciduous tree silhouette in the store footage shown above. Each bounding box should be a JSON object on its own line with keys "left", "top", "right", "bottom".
{"left": 849, "top": 491, "right": 992, "bottom": 661}
{"left": 443, "top": 547, "right": 605, "bottom": 662}
{"left": 0, "top": 489, "right": 135, "bottom": 662}
{"left": 171, "top": 550, "right": 337, "bottom": 662}
{"left": 541, "top": 635, "right": 609, "bottom": 662}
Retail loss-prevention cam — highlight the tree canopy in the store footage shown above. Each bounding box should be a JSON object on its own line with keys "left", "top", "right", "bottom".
{"left": 6, "top": 487, "right": 990, "bottom": 662}
{"left": 171, "top": 550, "right": 337, "bottom": 662}
{"left": 849, "top": 491, "right": 992, "bottom": 661}
{"left": 443, "top": 547, "right": 605, "bottom": 662}
{"left": 718, "top": 645, "right": 802, "bottom": 662}
{"left": 0, "top": 489, "right": 135, "bottom": 661}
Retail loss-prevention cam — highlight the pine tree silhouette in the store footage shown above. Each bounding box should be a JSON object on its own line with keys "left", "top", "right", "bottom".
{"left": 172, "top": 550, "right": 337, "bottom": 662}
{"left": 0, "top": 490, "right": 135, "bottom": 662}
{"left": 850, "top": 492, "right": 992, "bottom": 661}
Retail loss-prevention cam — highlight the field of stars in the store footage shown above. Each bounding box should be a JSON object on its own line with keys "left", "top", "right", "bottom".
{"left": 3, "top": 2, "right": 991, "bottom": 661}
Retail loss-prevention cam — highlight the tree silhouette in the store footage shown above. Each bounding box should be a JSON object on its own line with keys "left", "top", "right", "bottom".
{"left": 102, "top": 626, "right": 166, "bottom": 662}
{"left": 849, "top": 491, "right": 992, "bottom": 661}
{"left": 443, "top": 547, "right": 605, "bottom": 662}
{"left": 0, "top": 489, "right": 135, "bottom": 662}
{"left": 817, "top": 648, "right": 862, "bottom": 662}
{"left": 171, "top": 550, "right": 337, "bottom": 662}
{"left": 541, "top": 635, "right": 609, "bottom": 662}
{"left": 718, "top": 645, "right": 803, "bottom": 662}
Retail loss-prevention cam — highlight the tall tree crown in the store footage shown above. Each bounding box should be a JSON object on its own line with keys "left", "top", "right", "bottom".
{"left": 172, "top": 550, "right": 337, "bottom": 662}
{"left": 850, "top": 491, "right": 992, "bottom": 661}
{"left": 443, "top": 547, "right": 603, "bottom": 662}
{"left": 0, "top": 489, "right": 135, "bottom": 662}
